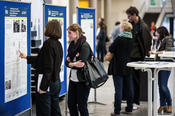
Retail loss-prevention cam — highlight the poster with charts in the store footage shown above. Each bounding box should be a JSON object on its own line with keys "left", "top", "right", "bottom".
{"left": 4, "top": 6, "right": 27, "bottom": 103}
{"left": 47, "top": 9, "right": 65, "bottom": 82}
{"left": 78, "top": 8, "right": 95, "bottom": 53}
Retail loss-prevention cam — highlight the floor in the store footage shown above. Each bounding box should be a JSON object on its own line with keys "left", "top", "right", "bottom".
{"left": 31, "top": 61, "right": 174, "bottom": 116}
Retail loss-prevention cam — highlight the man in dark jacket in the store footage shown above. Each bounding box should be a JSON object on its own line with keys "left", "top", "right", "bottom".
{"left": 126, "top": 6, "right": 152, "bottom": 109}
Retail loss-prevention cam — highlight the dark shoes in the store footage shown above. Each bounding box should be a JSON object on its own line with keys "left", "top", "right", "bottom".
{"left": 125, "top": 106, "right": 133, "bottom": 113}
{"left": 111, "top": 112, "right": 120, "bottom": 116}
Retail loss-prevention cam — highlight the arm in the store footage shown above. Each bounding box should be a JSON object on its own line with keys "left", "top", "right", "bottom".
{"left": 39, "top": 42, "right": 54, "bottom": 92}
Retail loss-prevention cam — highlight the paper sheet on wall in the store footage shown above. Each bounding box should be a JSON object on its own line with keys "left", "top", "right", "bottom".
{"left": 4, "top": 6, "right": 28, "bottom": 102}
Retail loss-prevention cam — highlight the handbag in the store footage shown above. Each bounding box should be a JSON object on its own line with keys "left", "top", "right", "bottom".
{"left": 83, "top": 48, "right": 108, "bottom": 88}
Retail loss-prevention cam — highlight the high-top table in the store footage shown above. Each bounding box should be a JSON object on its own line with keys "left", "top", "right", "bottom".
{"left": 127, "top": 61, "right": 175, "bottom": 116}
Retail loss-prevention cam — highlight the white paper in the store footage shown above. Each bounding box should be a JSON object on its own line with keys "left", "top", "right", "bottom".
{"left": 81, "top": 19, "right": 94, "bottom": 52}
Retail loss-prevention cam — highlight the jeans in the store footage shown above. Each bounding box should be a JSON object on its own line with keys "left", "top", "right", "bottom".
{"left": 158, "top": 70, "right": 172, "bottom": 106}
{"left": 36, "top": 81, "right": 62, "bottom": 116}
{"left": 113, "top": 75, "right": 133, "bottom": 114}
{"left": 132, "top": 69, "right": 141, "bottom": 105}
{"left": 68, "top": 81, "right": 90, "bottom": 116}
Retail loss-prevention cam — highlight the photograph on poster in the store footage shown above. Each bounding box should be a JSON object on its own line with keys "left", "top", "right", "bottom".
{"left": 5, "top": 80, "right": 11, "bottom": 90}
{"left": 13, "top": 20, "right": 20, "bottom": 33}
{"left": 21, "top": 20, "right": 26, "bottom": 32}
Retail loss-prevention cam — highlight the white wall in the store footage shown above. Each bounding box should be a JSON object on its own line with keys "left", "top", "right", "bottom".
{"left": 106, "top": 0, "right": 133, "bottom": 35}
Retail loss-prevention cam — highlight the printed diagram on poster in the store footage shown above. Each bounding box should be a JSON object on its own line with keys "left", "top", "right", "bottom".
{"left": 47, "top": 9, "right": 64, "bottom": 82}
{"left": 4, "top": 6, "right": 27, "bottom": 103}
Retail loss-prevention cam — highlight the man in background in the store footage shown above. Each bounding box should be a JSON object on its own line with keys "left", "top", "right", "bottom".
{"left": 126, "top": 6, "right": 152, "bottom": 110}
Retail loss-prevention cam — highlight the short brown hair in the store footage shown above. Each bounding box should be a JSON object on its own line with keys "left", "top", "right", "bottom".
{"left": 45, "top": 20, "right": 62, "bottom": 39}
{"left": 121, "top": 20, "right": 133, "bottom": 32}
{"left": 67, "top": 24, "right": 85, "bottom": 36}
{"left": 126, "top": 6, "right": 139, "bottom": 16}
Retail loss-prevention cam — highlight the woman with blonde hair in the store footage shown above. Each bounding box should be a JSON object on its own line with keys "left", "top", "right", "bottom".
{"left": 106, "top": 20, "right": 134, "bottom": 116}
{"left": 65, "top": 24, "right": 91, "bottom": 116}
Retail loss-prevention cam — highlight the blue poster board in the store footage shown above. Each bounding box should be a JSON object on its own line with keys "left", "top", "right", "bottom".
{"left": 45, "top": 5, "right": 67, "bottom": 96}
{"left": 77, "top": 8, "right": 96, "bottom": 54}
{"left": 0, "top": 1, "right": 31, "bottom": 116}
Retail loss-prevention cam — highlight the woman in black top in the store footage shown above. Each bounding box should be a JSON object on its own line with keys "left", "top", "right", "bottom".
{"left": 149, "top": 26, "right": 173, "bottom": 114}
{"left": 65, "top": 24, "right": 91, "bottom": 116}
{"left": 106, "top": 21, "right": 133, "bottom": 116}
{"left": 19, "top": 20, "right": 63, "bottom": 116}
{"left": 96, "top": 21, "right": 107, "bottom": 62}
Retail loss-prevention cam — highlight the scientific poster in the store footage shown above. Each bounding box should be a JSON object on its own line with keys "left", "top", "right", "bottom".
{"left": 4, "top": 6, "right": 27, "bottom": 103}
{"left": 47, "top": 9, "right": 65, "bottom": 82}
{"left": 80, "top": 12, "right": 94, "bottom": 52}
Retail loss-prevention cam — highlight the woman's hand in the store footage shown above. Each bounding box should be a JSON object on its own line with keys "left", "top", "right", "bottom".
{"left": 69, "top": 60, "right": 85, "bottom": 68}
{"left": 149, "top": 50, "right": 164, "bottom": 55}
{"left": 38, "top": 89, "right": 46, "bottom": 94}
{"left": 18, "top": 50, "right": 27, "bottom": 59}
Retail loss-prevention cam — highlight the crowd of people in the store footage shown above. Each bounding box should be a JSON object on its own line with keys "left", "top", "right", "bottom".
{"left": 18, "top": 6, "right": 174, "bottom": 116}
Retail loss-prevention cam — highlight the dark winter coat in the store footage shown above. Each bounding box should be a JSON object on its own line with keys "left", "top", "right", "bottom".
{"left": 108, "top": 32, "right": 133, "bottom": 76}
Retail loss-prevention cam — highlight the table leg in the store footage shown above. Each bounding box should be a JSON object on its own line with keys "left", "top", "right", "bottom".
{"left": 173, "top": 67, "right": 175, "bottom": 116}
{"left": 146, "top": 69, "right": 153, "bottom": 116}
{"left": 153, "top": 69, "right": 159, "bottom": 116}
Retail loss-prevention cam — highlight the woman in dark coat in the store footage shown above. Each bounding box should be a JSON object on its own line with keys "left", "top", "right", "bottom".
{"left": 149, "top": 26, "right": 174, "bottom": 114}
{"left": 65, "top": 24, "right": 91, "bottom": 116}
{"left": 96, "top": 21, "right": 107, "bottom": 62}
{"left": 106, "top": 21, "right": 134, "bottom": 116}
{"left": 19, "top": 20, "right": 63, "bottom": 116}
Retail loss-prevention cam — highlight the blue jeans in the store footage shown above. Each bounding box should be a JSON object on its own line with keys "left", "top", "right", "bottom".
{"left": 158, "top": 70, "right": 172, "bottom": 106}
{"left": 113, "top": 75, "right": 133, "bottom": 114}
{"left": 68, "top": 81, "right": 90, "bottom": 116}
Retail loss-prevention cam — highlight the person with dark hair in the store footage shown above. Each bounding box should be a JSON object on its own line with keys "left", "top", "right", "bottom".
{"left": 110, "top": 21, "right": 121, "bottom": 40}
{"left": 96, "top": 20, "right": 107, "bottom": 62}
{"left": 65, "top": 24, "right": 91, "bottom": 116}
{"left": 126, "top": 6, "right": 152, "bottom": 110}
{"left": 149, "top": 26, "right": 173, "bottom": 114}
{"left": 19, "top": 20, "right": 63, "bottom": 116}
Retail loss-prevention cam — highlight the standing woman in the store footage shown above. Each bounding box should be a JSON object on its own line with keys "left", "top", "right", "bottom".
{"left": 19, "top": 20, "right": 63, "bottom": 116}
{"left": 96, "top": 21, "right": 107, "bottom": 62}
{"left": 106, "top": 21, "right": 133, "bottom": 116}
{"left": 149, "top": 26, "right": 174, "bottom": 114}
{"left": 65, "top": 24, "right": 91, "bottom": 116}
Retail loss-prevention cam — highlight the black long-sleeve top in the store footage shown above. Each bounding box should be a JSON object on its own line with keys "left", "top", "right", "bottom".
{"left": 27, "top": 38, "right": 63, "bottom": 91}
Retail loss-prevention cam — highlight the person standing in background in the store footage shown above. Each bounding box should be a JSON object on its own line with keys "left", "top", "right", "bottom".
{"left": 19, "top": 20, "right": 63, "bottom": 116}
{"left": 126, "top": 6, "right": 152, "bottom": 110}
{"left": 110, "top": 21, "right": 120, "bottom": 40}
{"left": 106, "top": 20, "right": 134, "bottom": 116}
{"left": 96, "top": 20, "right": 107, "bottom": 62}
{"left": 149, "top": 26, "right": 173, "bottom": 114}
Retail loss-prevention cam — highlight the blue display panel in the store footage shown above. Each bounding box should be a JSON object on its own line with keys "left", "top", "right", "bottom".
{"left": 77, "top": 8, "right": 96, "bottom": 54}
{"left": 45, "top": 5, "right": 67, "bottom": 96}
{"left": 0, "top": 1, "right": 31, "bottom": 115}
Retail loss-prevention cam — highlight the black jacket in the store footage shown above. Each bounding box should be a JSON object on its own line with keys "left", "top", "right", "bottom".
{"left": 108, "top": 36, "right": 133, "bottom": 76}
{"left": 130, "top": 18, "right": 152, "bottom": 59}
{"left": 65, "top": 40, "right": 91, "bottom": 82}
{"left": 27, "top": 38, "right": 63, "bottom": 91}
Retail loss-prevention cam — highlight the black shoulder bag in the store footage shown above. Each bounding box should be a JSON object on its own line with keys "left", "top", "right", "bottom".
{"left": 83, "top": 46, "right": 108, "bottom": 89}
